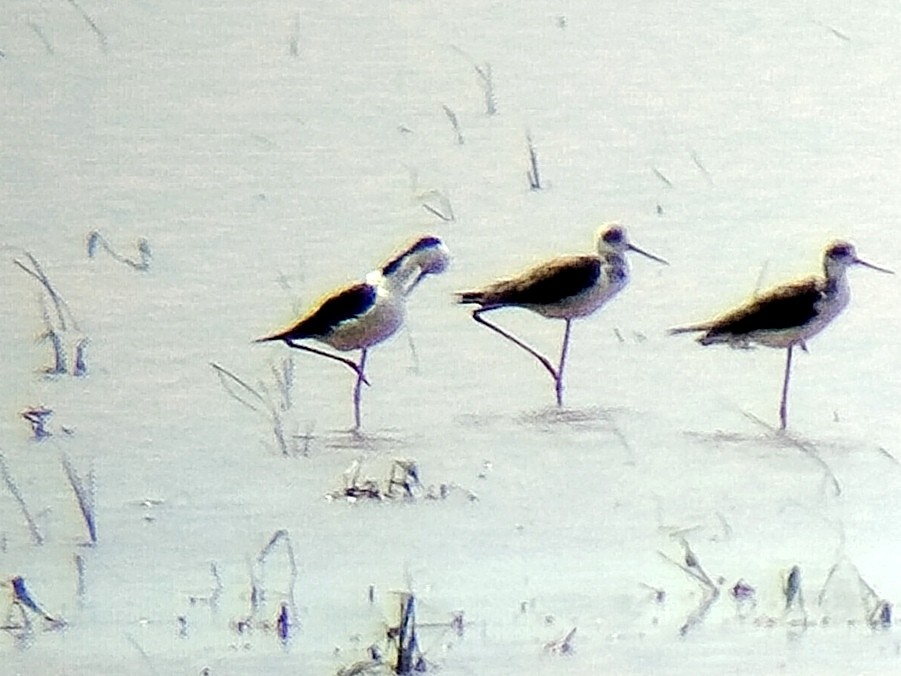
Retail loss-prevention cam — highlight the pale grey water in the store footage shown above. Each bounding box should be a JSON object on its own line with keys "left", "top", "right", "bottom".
{"left": 3, "top": 1, "right": 901, "bottom": 673}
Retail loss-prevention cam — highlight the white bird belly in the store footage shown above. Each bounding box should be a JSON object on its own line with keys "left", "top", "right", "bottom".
{"left": 321, "top": 294, "right": 406, "bottom": 351}
{"left": 532, "top": 278, "right": 624, "bottom": 319}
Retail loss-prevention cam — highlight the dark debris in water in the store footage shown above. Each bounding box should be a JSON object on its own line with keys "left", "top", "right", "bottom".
{"left": 328, "top": 459, "right": 478, "bottom": 503}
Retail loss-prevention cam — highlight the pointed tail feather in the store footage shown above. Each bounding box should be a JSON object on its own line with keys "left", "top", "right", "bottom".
{"left": 668, "top": 323, "right": 736, "bottom": 347}
{"left": 455, "top": 290, "right": 486, "bottom": 305}
{"left": 667, "top": 324, "right": 711, "bottom": 336}
{"left": 254, "top": 330, "right": 288, "bottom": 344}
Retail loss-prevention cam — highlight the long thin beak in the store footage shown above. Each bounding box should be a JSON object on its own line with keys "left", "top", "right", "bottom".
{"left": 628, "top": 243, "right": 669, "bottom": 265}
{"left": 855, "top": 257, "right": 894, "bottom": 274}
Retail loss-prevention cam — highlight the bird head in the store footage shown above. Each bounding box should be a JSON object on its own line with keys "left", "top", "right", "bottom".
{"left": 596, "top": 223, "right": 668, "bottom": 264}
{"left": 409, "top": 236, "right": 451, "bottom": 277}
{"left": 825, "top": 240, "right": 893, "bottom": 275}
{"left": 380, "top": 235, "right": 451, "bottom": 295}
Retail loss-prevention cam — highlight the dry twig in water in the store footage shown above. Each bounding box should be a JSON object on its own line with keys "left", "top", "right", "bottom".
{"left": 62, "top": 456, "right": 97, "bottom": 545}
{"left": 65, "top": 0, "right": 108, "bottom": 52}
{"left": 87, "top": 231, "right": 151, "bottom": 271}
{"left": 526, "top": 132, "right": 541, "bottom": 190}
{"left": 450, "top": 45, "right": 496, "bottom": 115}
{"left": 543, "top": 626, "right": 576, "bottom": 655}
{"left": 742, "top": 411, "right": 841, "bottom": 496}
{"left": 210, "top": 360, "right": 297, "bottom": 455}
{"left": 442, "top": 105, "right": 464, "bottom": 145}
{"left": 11, "top": 249, "right": 87, "bottom": 375}
{"left": 659, "top": 538, "right": 720, "bottom": 635}
{"left": 0, "top": 454, "right": 43, "bottom": 545}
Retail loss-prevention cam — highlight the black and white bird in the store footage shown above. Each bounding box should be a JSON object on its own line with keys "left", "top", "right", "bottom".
{"left": 257, "top": 236, "right": 450, "bottom": 430}
{"left": 456, "top": 223, "right": 667, "bottom": 406}
{"left": 670, "top": 240, "right": 893, "bottom": 430}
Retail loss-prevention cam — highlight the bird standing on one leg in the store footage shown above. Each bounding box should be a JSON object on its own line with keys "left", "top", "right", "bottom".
{"left": 456, "top": 223, "right": 667, "bottom": 406}
{"left": 670, "top": 240, "right": 893, "bottom": 430}
{"left": 257, "top": 236, "right": 450, "bottom": 431}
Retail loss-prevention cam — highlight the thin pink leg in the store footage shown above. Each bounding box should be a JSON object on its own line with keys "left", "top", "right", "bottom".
{"left": 473, "top": 310, "right": 558, "bottom": 379}
{"left": 554, "top": 319, "right": 573, "bottom": 407}
{"left": 285, "top": 340, "right": 370, "bottom": 386}
{"left": 473, "top": 309, "right": 574, "bottom": 406}
{"left": 353, "top": 348, "right": 368, "bottom": 431}
{"left": 779, "top": 344, "right": 793, "bottom": 431}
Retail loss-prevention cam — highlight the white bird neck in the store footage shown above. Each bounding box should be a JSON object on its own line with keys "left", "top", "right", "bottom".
{"left": 822, "top": 258, "right": 850, "bottom": 296}
{"left": 605, "top": 252, "right": 630, "bottom": 286}
{"left": 379, "top": 256, "right": 423, "bottom": 294}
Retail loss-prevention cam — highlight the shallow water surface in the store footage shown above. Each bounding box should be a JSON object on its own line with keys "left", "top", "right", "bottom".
{"left": 3, "top": 1, "right": 901, "bottom": 673}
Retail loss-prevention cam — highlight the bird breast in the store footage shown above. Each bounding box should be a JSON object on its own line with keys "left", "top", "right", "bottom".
{"left": 804, "top": 278, "right": 851, "bottom": 338}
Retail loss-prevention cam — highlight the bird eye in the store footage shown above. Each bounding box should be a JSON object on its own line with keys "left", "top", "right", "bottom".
{"left": 827, "top": 243, "right": 852, "bottom": 259}
{"left": 602, "top": 227, "right": 624, "bottom": 244}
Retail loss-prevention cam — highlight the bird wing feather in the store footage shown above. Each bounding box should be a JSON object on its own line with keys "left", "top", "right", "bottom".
{"left": 460, "top": 256, "right": 601, "bottom": 307}
{"left": 702, "top": 277, "right": 823, "bottom": 338}
{"left": 261, "top": 283, "right": 377, "bottom": 341}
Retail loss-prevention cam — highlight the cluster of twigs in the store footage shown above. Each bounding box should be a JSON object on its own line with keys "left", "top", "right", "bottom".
{"left": 211, "top": 359, "right": 300, "bottom": 456}
{"left": 179, "top": 533, "right": 297, "bottom": 646}
{"left": 0, "top": 246, "right": 106, "bottom": 642}
{"left": 87, "top": 231, "right": 152, "bottom": 272}
{"left": 338, "top": 590, "right": 465, "bottom": 675}
{"left": 543, "top": 626, "right": 577, "bottom": 655}
{"left": 12, "top": 249, "right": 87, "bottom": 377}
{"left": 0, "top": 450, "right": 93, "bottom": 639}
{"left": 450, "top": 45, "right": 496, "bottom": 116}
{"left": 659, "top": 539, "right": 720, "bottom": 636}
{"left": 657, "top": 539, "right": 892, "bottom": 635}
{"left": 21, "top": 407, "right": 53, "bottom": 440}
{"left": 229, "top": 529, "right": 299, "bottom": 643}
{"left": 328, "top": 458, "right": 478, "bottom": 503}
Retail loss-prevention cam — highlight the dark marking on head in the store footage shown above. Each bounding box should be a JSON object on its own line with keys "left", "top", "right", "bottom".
{"left": 826, "top": 242, "right": 854, "bottom": 259}
{"left": 381, "top": 236, "right": 444, "bottom": 275}
{"left": 601, "top": 226, "right": 625, "bottom": 246}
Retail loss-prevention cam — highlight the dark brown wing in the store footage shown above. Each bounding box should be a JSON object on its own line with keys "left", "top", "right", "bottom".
{"left": 458, "top": 256, "right": 601, "bottom": 307}
{"left": 258, "top": 283, "right": 377, "bottom": 342}
{"left": 702, "top": 278, "right": 823, "bottom": 340}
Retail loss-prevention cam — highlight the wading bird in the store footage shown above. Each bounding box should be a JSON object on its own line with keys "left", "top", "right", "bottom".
{"left": 669, "top": 240, "right": 893, "bottom": 430}
{"left": 257, "top": 236, "right": 450, "bottom": 430}
{"left": 456, "top": 224, "right": 667, "bottom": 406}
